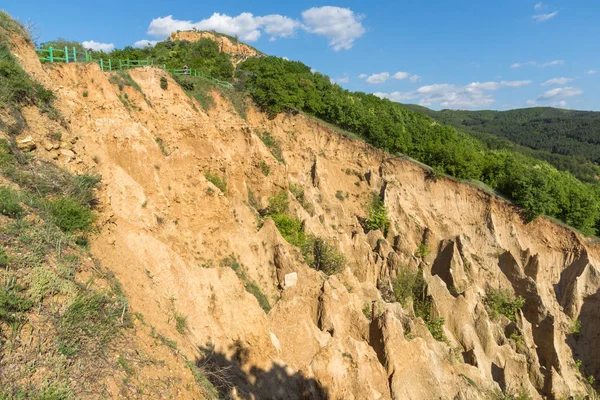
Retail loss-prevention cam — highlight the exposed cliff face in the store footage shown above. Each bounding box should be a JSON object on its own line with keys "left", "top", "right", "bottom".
{"left": 169, "top": 30, "right": 261, "bottom": 57}
{"left": 6, "top": 35, "right": 600, "bottom": 399}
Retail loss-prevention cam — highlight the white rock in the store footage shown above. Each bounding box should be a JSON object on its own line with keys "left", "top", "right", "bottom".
{"left": 284, "top": 272, "right": 298, "bottom": 288}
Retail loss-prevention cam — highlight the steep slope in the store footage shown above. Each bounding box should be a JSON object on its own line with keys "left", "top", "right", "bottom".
{"left": 3, "top": 21, "right": 600, "bottom": 400}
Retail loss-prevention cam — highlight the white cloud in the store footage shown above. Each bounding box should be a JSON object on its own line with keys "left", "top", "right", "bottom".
{"left": 134, "top": 40, "right": 158, "bottom": 48}
{"left": 374, "top": 80, "right": 530, "bottom": 109}
{"left": 147, "top": 13, "right": 298, "bottom": 42}
{"left": 409, "top": 75, "right": 421, "bottom": 83}
{"left": 534, "top": 2, "right": 543, "bottom": 11}
{"left": 82, "top": 40, "right": 115, "bottom": 52}
{"left": 533, "top": 11, "right": 558, "bottom": 22}
{"left": 588, "top": 70, "right": 598, "bottom": 75}
{"left": 333, "top": 76, "right": 349, "bottom": 84}
{"left": 526, "top": 100, "right": 537, "bottom": 106}
{"left": 310, "top": 67, "right": 317, "bottom": 74}
{"left": 540, "top": 60, "right": 563, "bottom": 67}
{"left": 511, "top": 60, "right": 563, "bottom": 68}
{"left": 392, "top": 71, "right": 409, "bottom": 80}
{"left": 366, "top": 72, "right": 390, "bottom": 84}
{"left": 359, "top": 73, "right": 367, "bottom": 79}
{"left": 537, "top": 86, "right": 583, "bottom": 100}
{"left": 282, "top": 56, "right": 289, "bottom": 61}
{"left": 147, "top": 7, "right": 364, "bottom": 51}
{"left": 301, "top": 6, "right": 365, "bottom": 51}
{"left": 541, "top": 77, "right": 573, "bottom": 86}
{"left": 550, "top": 100, "right": 567, "bottom": 107}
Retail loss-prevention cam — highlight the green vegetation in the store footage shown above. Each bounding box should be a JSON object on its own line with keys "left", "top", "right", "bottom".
{"left": 0, "top": 186, "right": 24, "bottom": 217}
{"left": 48, "top": 197, "right": 95, "bottom": 232}
{"left": 174, "top": 311, "right": 188, "bottom": 334}
{"left": 364, "top": 193, "right": 390, "bottom": 235}
{"left": 108, "top": 71, "right": 143, "bottom": 94}
{"left": 220, "top": 255, "right": 270, "bottom": 312}
{"left": 484, "top": 288, "right": 526, "bottom": 322}
{"left": 335, "top": 190, "right": 345, "bottom": 201}
{"left": 173, "top": 75, "right": 214, "bottom": 111}
{"left": 415, "top": 243, "right": 431, "bottom": 258}
{"left": 204, "top": 171, "right": 227, "bottom": 193}
{"left": 160, "top": 76, "right": 168, "bottom": 90}
{"left": 238, "top": 56, "right": 600, "bottom": 237}
{"left": 259, "top": 161, "right": 270, "bottom": 176}
{"left": 262, "top": 191, "right": 345, "bottom": 275}
{"left": 570, "top": 319, "right": 582, "bottom": 335}
{"left": 490, "top": 389, "right": 533, "bottom": 400}
{"left": 404, "top": 105, "right": 600, "bottom": 183}
{"left": 289, "top": 183, "right": 314, "bottom": 214}
{"left": 362, "top": 303, "right": 372, "bottom": 320}
{"left": 392, "top": 267, "right": 445, "bottom": 341}
{"left": 155, "top": 137, "right": 169, "bottom": 156}
{"left": 259, "top": 131, "right": 285, "bottom": 164}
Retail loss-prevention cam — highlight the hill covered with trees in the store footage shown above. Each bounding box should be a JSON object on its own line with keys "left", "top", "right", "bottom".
{"left": 401, "top": 105, "right": 600, "bottom": 182}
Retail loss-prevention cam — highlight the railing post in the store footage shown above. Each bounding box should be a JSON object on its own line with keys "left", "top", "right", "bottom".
{"left": 64, "top": 46, "right": 69, "bottom": 63}
{"left": 100, "top": 59, "right": 104, "bottom": 72}
{"left": 72, "top": 47, "right": 77, "bottom": 62}
{"left": 49, "top": 47, "right": 54, "bottom": 63}
{"left": 108, "top": 59, "right": 112, "bottom": 71}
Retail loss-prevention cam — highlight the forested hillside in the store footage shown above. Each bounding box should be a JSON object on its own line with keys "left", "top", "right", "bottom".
{"left": 238, "top": 56, "right": 600, "bottom": 235}
{"left": 402, "top": 105, "right": 600, "bottom": 182}
{"left": 34, "top": 38, "right": 600, "bottom": 236}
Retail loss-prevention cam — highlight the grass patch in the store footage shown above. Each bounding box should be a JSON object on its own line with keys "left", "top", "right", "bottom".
{"left": 364, "top": 193, "right": 390, "bottom": 236}
{"left": 0, "top": 279, "right": 33, "bottom": 324}
{"left": 259, "top": 161, "right": 270, "bottom": 176}
{"left": 155, "top": 137, "right": 169, "bottom": 156}
{"left": 185, "top": 360, "right": 220, "bottom": 400}
{"left": 160, "top": 76, "right": 168, "bottom": 90}
{"left": 0, "top": 186, "right": 24, "bottom": 217}
{"left": 173, "top": 75, "right": 214, "bottom": 111}
{"left": 484, "top": 288, "right": 525, "bottom": 322}
{"left": 204, "top": 172, "right": 227, "bottom": 193}
{"left": 262, "top": 191, "right": 345, "bottom": 275}
{"left": 220, "top": 254, "right": 270, "bottom": 312}
{"left": 259, "top": 131, "right": 285, "bottom": 164}
{"left": 174, "top": 311, "right": 188, "bottom": 334}
{"left": 48, "top": 197, "right": 95, "bottom": 232}
{"left": 415, "top": 243, "right": 431, "bottom": 258}
{"left": 569, "top": 318, "right": 581, "bottom": 335}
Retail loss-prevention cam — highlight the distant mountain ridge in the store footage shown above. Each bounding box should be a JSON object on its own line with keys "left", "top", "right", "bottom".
{"left": 401, "top": 104, "right": 600, "bottom": 182}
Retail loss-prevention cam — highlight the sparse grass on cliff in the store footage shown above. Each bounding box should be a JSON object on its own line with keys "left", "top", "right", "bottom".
{"left": 484, "top": 288, "right": 525, "bottom": 322}
{"left": 364, "top": 193, "right": 390, "bottom": 236}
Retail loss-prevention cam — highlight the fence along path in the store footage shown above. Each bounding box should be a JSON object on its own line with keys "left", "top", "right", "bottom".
{"left": 36, "top": 46, "right": 233, "bottom": 88}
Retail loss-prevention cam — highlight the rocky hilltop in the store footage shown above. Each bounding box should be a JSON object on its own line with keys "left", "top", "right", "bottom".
{"left": 169, "top": 30, "right": 261, "bottom": 57}
{"left": 1, "top": 18, "right": 600, "bottom": 400}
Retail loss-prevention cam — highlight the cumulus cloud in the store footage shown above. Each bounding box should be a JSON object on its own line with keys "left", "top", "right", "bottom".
{"left": 533, "top": 11, "right": 558, "bottom": 22}
{"left": 409, "top": 75, "right": 421, "bottom": 83}
{"left": 588, "top": 70, "right": 598, "bottom": 75}
{"left": 391, "top": 71, "right": 409, "bottom": 80}
{"left": 374, "top": 80, "right": 531, "bottom": 109}
{"left": 301, "top": 6, "right": 365, "bottom": 51}
{"left": 537, "top": 87, "right": 583, "bottom": 100}
{"left": 511, "top": 60, "right": 563, "bottom": 68}
{"left": 541, "top": 77, "right": 573, "bottom": 86}
{"left": 366, "top": 72, "right": 390, "bottom": 84}
{"left": 551, "top": 100, "right": 568, "bottom": 107}
{"left": 359, "top": 73, "right": 367, "bottom": 79}
{"left": 82, "top": 40, "right": 115, "bottom": 52}
{"left": 534, "top": 2, "right": 543, "bottom": 11}
{"left": 134, "top": 40, "right": 158, "bottom": 48}
{"left": 526, "top": 100, "right": 537, "bottom": 106}
{"left": 147, "top": 7, "right": 364, "bottom": 51}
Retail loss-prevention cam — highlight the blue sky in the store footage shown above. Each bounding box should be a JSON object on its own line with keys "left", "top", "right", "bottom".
{"left": 4, "top": 0, "right": 600, "bottom": 110}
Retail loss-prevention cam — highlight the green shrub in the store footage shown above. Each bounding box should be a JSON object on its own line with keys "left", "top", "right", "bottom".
{"left": 160, "top": 76, "right": 168, "bottom": 90}
{"left": 264, "top": 190, "right": 289, "bottom": 216}
{"left": 204, "top": 172, "right": 227, "bottom": 193}
{"left": 569, "top": 319, "right": 581, "bottom": 335}
{"left": 0, "top": 186, "right": 23, "bottom": 217}
{"left": 271, "top": 213, "right": 305, "bottom": 246}
{"left": 155, "top": 137, "right": 168, "bottom": 156}
{"left": 392, "top": 268, "right": 420, "bottom": 306}
{"left": 82, "top": 91, "right": 88, "bottom": 98}
{"left": 174, "top": 312, "right": 188, "bottom": 334}
{"left": 335, "top": 190, "right": 345, "bottom": 201}
{"left": 259, "top": 131, "right": 285, "bottom": 164}
{"left": 425, "top": 317, "right": 446, "bottom": 341}
{"left": 289, "top": 183, "right": 314, "bottom": 214}
{"left": 301, "top": 236, "right": 346, "bottom": 275}
{"left": 484, "top": 288, "right": 525, "bottom": 322}
{"left": 259, "top": 161, "right": 270, "bottom": 176}
{"left": 365, "top": 193, "right": 390, "bottom": 235}
{"left": 415, "top": 243, "right": 431, "bottom": 258}
{"left": 362, "top": 303, "right": 372, "bottom": 319}
{"left": 48, "top": 197, "right": 94, "bottom": 232}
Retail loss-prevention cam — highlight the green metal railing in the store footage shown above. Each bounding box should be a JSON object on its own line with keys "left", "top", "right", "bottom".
{"left": 35, "top": 47, "right": 232, "bottom": 88}
{"left": 166, "top": 67, "right": 233, "bottom": 88}
{"left": 36, "top": 47, "right": 153, "bottom": 72}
